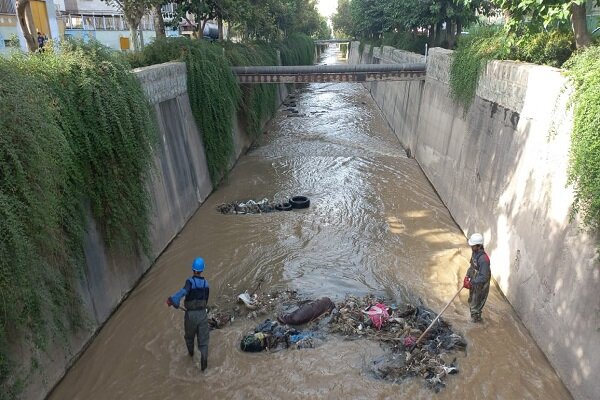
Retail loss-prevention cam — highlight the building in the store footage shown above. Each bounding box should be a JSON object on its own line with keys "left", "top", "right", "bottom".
{"left": 1, "top": 0, "right": 166, "bottom": 53}
{"left": 56, "top": 0, "right": 158, "bottom": 50}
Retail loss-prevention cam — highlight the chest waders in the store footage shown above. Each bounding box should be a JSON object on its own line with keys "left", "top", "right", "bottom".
{"left": 467, "top": 251, "right": 490, "bottom": 322}
{"left": 184, "top": 277, "right": 209, "bottom": 370}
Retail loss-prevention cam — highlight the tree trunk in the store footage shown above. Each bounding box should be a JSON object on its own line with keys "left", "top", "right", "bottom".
{"left": 570, "top": 3, "right": 591, "bottom": 49}
{"left": 200, "top": 19, "right": 208, "bottom": 39}
{"left": 16, "top": 0, "right": 37, "bottom": 51}
{"left": 129, "top": 24, "right": 140, "bottom": 51}
{"left": 218, "top": 16, "right": 224, "bottom": 40}
{"left": 154, "top": 4, "right": 166, "bottom": 38}
{"left": 435, "top": 22, "right": 443, "bottom": 46}
{"left": 447, "top": 19, "right": 456, "bottom": 48}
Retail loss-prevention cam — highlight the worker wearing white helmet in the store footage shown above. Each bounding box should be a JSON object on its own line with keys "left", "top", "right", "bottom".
{"left": 463, "top": 233, "right": 491, "bottom": 323}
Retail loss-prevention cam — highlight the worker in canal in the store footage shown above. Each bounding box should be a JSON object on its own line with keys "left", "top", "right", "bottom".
{"left": 166, "top": 257, "right": 210, "bottom": 371}
{"left": 463, "top": 233, "right": 491, "bottom": 323}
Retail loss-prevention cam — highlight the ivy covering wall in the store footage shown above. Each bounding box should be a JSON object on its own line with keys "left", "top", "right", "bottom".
{"left": 0, "top": 41, "right": 157, "bottom": 398}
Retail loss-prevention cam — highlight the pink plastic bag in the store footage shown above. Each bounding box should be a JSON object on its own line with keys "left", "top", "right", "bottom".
{"left": 366, "top": 303, "right": 389, "bottom": 330}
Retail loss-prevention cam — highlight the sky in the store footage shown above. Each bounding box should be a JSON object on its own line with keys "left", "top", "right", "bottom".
{"left": 316, "top": 0, "right": 339, "bottom": 17}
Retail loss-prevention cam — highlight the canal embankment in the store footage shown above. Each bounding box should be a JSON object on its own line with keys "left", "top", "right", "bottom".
{"left": 349, "top": 42, "right": 598, "bottom": 400}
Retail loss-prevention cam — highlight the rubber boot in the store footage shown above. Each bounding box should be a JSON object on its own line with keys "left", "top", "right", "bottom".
{"left": 201, "top": 355, "right": 208, "bottom": 371}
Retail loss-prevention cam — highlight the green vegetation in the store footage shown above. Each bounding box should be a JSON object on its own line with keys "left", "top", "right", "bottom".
{"left": 159, "top": 0, "right": 329, "bottom": 42}
{"left": 332, "top": 0, "right": 597, "bottom": 50}
{"left": 564, "top": 46, "right": 600, "bottom": 230}
{"left": 280, "top": 33, "right": 315, "bottom": 66}
{"left": 0, "top": 41, "right": 157, "bottom": 397}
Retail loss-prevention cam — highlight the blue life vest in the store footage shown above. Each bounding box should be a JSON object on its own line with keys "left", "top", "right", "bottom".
{"left": 184, "top": 276, "right": 209, "bottom": 310}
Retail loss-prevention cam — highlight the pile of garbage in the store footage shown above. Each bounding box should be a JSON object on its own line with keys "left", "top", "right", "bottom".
{"left": 224, "top": 289, "right": 466, "bottom": 392}
{"left": 216, "top": 198, "right": 278, "bottom": 214}
{"left": 329, "top": 295, "right": 466, "bottom": 391}
{"left": 216, "top": 196, "right": 310, "bottom": 215}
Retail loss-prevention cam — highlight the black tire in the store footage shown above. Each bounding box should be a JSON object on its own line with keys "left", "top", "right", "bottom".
{"left": 289, "top": 196, "right": 310, "bottom": 209}
{"left": 276, "top": 202, "right": 293, "bottom": 211}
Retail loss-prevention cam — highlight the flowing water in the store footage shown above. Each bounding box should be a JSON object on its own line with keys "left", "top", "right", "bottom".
{"left": 49, "top": 47, "right": 572, "bottom": 400}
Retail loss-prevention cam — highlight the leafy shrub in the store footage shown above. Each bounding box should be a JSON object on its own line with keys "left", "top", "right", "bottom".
{"left": 512, "top": 30, "right": 575, "bottom": 68}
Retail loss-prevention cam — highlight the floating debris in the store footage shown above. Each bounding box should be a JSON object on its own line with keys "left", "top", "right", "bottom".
{"left": 216, "top": 198, "right": 276, "bottom": 214}
{"left": 217, "top": 196, "right": 310, "bottom": 214}
{"left": 221, "top": 289, "right": 466, "bottom": 391}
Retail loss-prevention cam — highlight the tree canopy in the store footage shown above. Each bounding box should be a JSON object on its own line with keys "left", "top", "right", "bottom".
{"left": 331, "top": 0, "right": 597, "bottom": 48}
{"left": 168, "top": 0, "right": 330, "bottom": 41}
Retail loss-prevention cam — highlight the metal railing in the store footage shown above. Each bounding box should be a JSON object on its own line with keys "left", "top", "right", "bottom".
{"left": 62, "top": 13, "right": 155, "bottom": 31}
{"left": 0, "top": 0, "right": 16, "bottom": 14}
{"left": 232, "top": 63, "right": 427, "bottom": 84}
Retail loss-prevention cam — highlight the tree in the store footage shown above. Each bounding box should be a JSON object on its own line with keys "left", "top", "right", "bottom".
{"left": 227, "top": 0, "right": 324, "bottom": 40}
{"left": 332, "top": 0, "right": 354, "bottom": 38}
{"left": 331, "top": 0, "right": 492, "bottom": 47}
{"left": 314, "top": 18, "right": 331, "bottom": 39}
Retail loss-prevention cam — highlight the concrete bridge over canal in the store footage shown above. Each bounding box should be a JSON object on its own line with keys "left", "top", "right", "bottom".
{"left": 231, "top": 63, "right": 426, "bottom": 84}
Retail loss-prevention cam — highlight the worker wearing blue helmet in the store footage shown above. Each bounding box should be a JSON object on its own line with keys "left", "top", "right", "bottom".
{"left": 167, "top": 257, "right": 210, "bottom": 371}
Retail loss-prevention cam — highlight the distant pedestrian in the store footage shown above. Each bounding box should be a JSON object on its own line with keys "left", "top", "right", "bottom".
{"left": 37, "top": 32, "right": 45, "bottom": 50}
{"left": 166, "top": 257, "right": 210, "bottom": 371}
{"left": 463, "top": 233, "right": 491, "bottom": 323}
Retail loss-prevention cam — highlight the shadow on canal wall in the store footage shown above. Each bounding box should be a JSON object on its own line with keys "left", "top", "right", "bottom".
{"left": 23, "top": 62, "right": 288, "bottom": 400}
{"left": 349, "top": 42, "right": 599, "bottom": 400}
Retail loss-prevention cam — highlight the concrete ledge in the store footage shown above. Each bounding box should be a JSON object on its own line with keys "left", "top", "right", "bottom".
{"left": 133, "top": 62, "right": 188, "bottom": 105}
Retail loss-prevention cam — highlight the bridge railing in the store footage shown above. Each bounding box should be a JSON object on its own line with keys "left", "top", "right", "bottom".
{"left": 231, "top": 63, "right": 427, "bottom": 84}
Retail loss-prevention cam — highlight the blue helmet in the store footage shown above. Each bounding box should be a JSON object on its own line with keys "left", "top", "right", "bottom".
{"left": 192, "top": 257, "right": 205, "bottom": 273}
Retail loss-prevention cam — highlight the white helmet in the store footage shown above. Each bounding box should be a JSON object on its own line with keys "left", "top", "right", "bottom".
{"left": 468, "top": 233, "right": 484, "bottom": 246}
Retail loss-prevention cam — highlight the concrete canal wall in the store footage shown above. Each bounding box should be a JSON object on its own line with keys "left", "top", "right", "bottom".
{"left": 22, "top": 62, "right": 288, "bottom": 400}
{"left": 350, "top": 42, "right": 599, "bottom": 400}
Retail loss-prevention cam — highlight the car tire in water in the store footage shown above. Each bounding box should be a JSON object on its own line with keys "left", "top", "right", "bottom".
{"left": 276, "top": 202, "right": 293, "bottom": 211}
{"left": 289, "top": 196, "right": 310, "bottom": 209}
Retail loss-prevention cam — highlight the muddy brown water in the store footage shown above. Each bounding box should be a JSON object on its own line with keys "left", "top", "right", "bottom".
{"left": 49, "top": 47, "right": 572, "bottom": 400}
